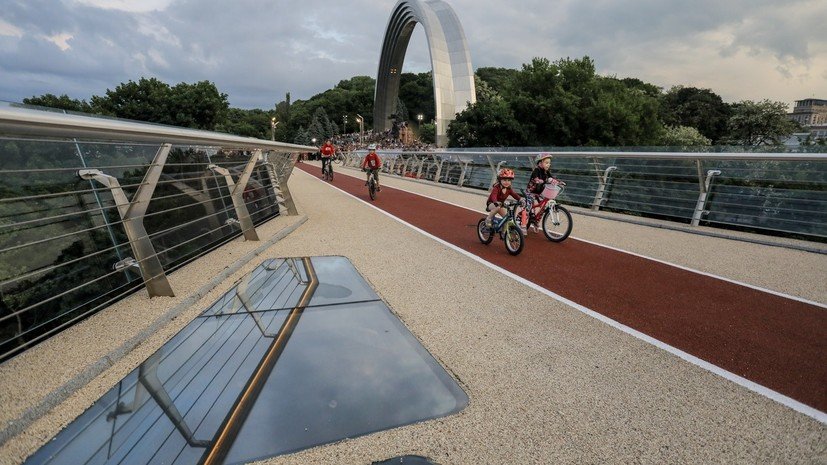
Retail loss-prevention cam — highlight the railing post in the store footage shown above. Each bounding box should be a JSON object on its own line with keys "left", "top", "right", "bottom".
{"left": 77, "top": 144, "right": 175, "bottom": 297}
{"left": 208, "top": 150, "right": 261, "bottom": 241}
{"left": 434, "top": 159, "right": 444, "bottom": 183}
{"left": 591, "top": 159, "right": 617, "bottom": 211}
{"left": 402, "top": 155, "right": 412, "bottom": 176}
{"left": 416, "top": 155, "right": 426, "bottom": 179}
{"left": 691, "top": 161, "right": 721, "bottom": 226}
{"left": 263, "top": 152, "right": 299, "bottom": 216}
{"left": 491, "top": 160, "right": 506, "bottom": 187}
{"left": 458, "top": 160, "right": 470, "bottom": 187}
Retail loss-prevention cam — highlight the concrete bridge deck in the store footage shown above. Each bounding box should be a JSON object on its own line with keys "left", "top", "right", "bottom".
{"left": 0, "top": 162, "right": 824, "bottom": 464}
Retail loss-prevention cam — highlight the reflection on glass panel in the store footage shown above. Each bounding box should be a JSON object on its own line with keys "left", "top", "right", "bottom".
{"left": 25, "top": 257, "right": 467, "bottom": 465}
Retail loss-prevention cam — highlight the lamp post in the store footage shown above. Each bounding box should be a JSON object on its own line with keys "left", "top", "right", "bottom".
{"left": 417, "top": 113, "right": 423, "bottom": 127}
{"left": 355, "top": 114, "right": 364, "bottom": 145}
{"left": 270, "top": 117, "right": 279, "bottom": 141}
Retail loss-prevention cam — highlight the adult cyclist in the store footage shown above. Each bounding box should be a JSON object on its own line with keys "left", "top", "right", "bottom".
{"left": 320, "top": 139, "right": 336, "bottom": 177}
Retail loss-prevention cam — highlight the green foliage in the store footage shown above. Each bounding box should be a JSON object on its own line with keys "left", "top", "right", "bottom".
{"left": 475, "top": 67, "right": 519, "bottom": 95}
{"left": 277, "top": 76, "right": 375, "bottom": 140}
{"left": 23, "top": 94, "right": 92, "bottom": 113}
{"left": 447, "top": 98, "right": 528, "bottom": 147}
{"left": 659, "top": 125, "right": 712, "bottom": 146}
{"left": 474, "top": 75, "right": 500, "bottom": 103}
{"left": 88, "top": 78, "right": 229, "bottom": 130}
{"left": 215, "top": 108, "right": 272, "bottom": 138}
{"left": 418, "top": 122, "right": 436, "bottom": 144}
{"left": 660, "top": 86, "right": 731, "bottom": 143}
{"left": 725, "top": 99, "right": 799, "bottom": 146}
{"left": 399, "top": 72, "right": 435, "bottom": 125}
{"left": 454, "top": 56, "right": 663, "bottom": 147}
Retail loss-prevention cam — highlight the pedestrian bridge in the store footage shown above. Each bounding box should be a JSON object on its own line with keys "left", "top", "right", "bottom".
{"left": 0, "top": 105, "right": 825, "bottom": 464}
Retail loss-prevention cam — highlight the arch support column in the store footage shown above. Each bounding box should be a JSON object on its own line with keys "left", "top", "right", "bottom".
{"left": 375, "top": 0, "right": 476, "bottom": 147}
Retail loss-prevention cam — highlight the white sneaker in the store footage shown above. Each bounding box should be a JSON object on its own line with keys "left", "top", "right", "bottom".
{"left": 529, "top": 224, "right": 539, "bottom": 233}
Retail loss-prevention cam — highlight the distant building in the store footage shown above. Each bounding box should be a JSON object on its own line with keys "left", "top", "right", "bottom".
{"left": 786, "top": 99, "right": 827, "bottom": 145}
{"left": 788, "top": 99, "right": 827, "bottom": 126}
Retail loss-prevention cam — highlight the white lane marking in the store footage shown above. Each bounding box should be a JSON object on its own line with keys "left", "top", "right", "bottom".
{"left": 297, "top": 168, "right": 827, "bottom": 423}
{"left": 327, "top": 167, "right": 827, "bottom": 309}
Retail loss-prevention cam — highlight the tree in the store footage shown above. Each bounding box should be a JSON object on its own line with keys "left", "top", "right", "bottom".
{"left": 660, "top": 86, "right": 731, "bottom": 144}
{"left": 394, "top": 97, "right": 409, "bottom": 123}
{"left": 504, "top": 56, "right": 663, "bottom": 146}
{"left": 474, "top": 75, "right": 500, "bottom": 103}
{"left": 399, "top": 71, "right": 435, "bottom": 125}
{"left": 447, "top": 98, "right": 528, "bottom": 147}
{"left": 216, "top": 108, "right": 271, "bottom": 138}
{"left": 22, "top": 94, "right": 92, "bottom": 113}
{"left": 90, "top": 77, "right": 173, "bottom": 123}
{"left": 475, "top": 67, "right": 519, "bottom": 96}
{"left": 89, "top": 78, "right": 228, "bottom": 130}
{"left": 659, "top": 125, "right": 711, "bottom": 146}
{"left": 168, "top": 80, "right": 229, "bottom": 130}
{"left": 276, "top": 76, "right": 374, "bottom": 142}
{"left": 418, "top": 122, "right": 436, "bottom": 144}
{"left": 725, "top": 100, "right": 798, "bottom": 146}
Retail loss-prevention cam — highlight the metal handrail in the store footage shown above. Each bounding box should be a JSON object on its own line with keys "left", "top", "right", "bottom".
{"left": 346, "top": 148, "right": 827, "bottom": 241}
{"left": 0, "top": 105, "right": 311, "bottom": 361}
{"left": 0, "top": 102, "right": 316, "bottom": 151}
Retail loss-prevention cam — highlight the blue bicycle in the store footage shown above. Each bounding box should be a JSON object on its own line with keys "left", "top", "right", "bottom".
{"left": 476, "top": 199, "right": 524, "bottom": 255}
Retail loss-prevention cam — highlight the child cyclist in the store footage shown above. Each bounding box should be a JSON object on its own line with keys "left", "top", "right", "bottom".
{"left": 361, "top": 144, "right": 382, "bottom": 191}
{"left": 485, "top": 168, "right": 522, "bottom": 228}
{"left": 524, "top": 153, "right": 561, "bottom": 232}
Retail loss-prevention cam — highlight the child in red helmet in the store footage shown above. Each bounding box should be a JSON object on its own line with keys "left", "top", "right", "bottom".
{"left": 485, "top": 168, "right": 522, "bottom": 228}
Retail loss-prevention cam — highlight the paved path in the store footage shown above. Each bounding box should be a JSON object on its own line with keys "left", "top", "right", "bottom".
{"left": 297, "top": 163, "right": 827, "bottom": 414}
{"left": 2, "top": 162, "right": 825, "bottom": 465}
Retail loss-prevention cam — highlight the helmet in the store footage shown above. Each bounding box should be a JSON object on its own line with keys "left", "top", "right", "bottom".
{"left": 498, "top": 168, "right": 514, "bottom": 180}
{"left": 367, "top": 144, "right": 377, "bottom": 150}
{"left": 535, "top": 153, "right": 552, "bottom": 165}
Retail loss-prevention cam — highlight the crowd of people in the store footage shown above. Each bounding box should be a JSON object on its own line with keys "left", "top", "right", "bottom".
{"left": 328, "top": 127, "right": 435, "bottom": 153}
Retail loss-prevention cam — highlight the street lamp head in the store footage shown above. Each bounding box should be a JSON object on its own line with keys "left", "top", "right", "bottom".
{"left": 417, "top": 114, "right": 423, "bottom": 122}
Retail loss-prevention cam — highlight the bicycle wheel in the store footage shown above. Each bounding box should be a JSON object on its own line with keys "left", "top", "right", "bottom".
{"left": 542, "top": 205, "right": 572, "bottom": 242}
{"left": 504, "top": 221, "right": 524, "bottom": 255}
{"left": 476, "top": 218, "right": 494, "bottom": 244}
{"left": 368, "top": 178, "right": 376, "bottom": 200}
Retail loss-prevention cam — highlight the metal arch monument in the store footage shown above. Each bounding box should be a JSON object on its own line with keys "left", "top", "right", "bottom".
{"left": 375, "top": 0, "right": 476, "bottom": 147}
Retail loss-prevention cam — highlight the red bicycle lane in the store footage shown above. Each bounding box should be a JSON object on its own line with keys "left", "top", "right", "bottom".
{"left": 297, "top": 164, "right": 827, "bottom": 414}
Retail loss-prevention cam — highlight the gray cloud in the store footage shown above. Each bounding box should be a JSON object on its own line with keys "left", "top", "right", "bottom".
{"left": 0, "top": 0, "right": 825, "bottom": 109}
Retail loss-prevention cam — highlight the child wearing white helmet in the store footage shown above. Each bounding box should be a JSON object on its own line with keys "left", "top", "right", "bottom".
{"left": 524, "top": 153, "right": 559, "bottom": 232}
{"left": 361, "top": 144, "right": 382, "bottom": 191}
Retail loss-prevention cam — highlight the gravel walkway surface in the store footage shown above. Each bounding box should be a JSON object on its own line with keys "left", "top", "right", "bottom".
{"left": 1, "top": 163, "right": 824, "bottom": 465}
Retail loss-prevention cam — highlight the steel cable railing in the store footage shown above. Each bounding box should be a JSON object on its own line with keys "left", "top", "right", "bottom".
{"left": 0, "top": 182, "right": 279, "bottom": 346}
{"left": 350, "top": 148, "right": 827, "bottom": 239}
{"left": 0, "top": 103, "right": 314, "bottom": 361}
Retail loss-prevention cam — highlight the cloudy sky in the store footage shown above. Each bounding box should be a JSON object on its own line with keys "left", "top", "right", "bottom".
{"left": 1, "top": 0, "right": 825, "bottom": 110}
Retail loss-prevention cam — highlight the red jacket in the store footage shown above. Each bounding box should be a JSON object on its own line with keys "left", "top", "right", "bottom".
{"left": 487, "top": 183, "right": 521, "bottom": 204}
{"left": 320, "top": 143, "right": 335, "bottom": 158}
{"left": 362, "top": 152, "right": 381, "bottom": 170}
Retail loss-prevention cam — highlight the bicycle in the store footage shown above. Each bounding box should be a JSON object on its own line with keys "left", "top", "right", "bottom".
{"left": 476, "top": 199, "right": 525, "bottom": 255}
{"left": 521, "top": 181, "right": 572, "bottom": 242}
{"left": 365, "top": 169, "right": 379, "bottom": 200}
{"left": 322, "top": 158, "right": 334, "bottom": 182}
